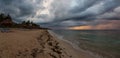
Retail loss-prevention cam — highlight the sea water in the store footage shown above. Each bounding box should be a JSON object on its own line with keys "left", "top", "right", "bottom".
{"left": 52, "top": 30, "right": 120, "bottom": 58}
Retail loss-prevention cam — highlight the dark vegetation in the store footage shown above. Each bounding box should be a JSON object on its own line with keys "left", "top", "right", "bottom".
{"left": 0, "top": 13, "right": 44, "bottom": 29}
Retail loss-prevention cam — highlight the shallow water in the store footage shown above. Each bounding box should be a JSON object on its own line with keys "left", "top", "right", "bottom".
{"left": 52, "top": 30, "right": 120, "bottom": 58}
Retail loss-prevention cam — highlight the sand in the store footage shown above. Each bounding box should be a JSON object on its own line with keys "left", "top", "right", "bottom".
{"left": 0, "top": 29, "right": 96, "bottom": 58}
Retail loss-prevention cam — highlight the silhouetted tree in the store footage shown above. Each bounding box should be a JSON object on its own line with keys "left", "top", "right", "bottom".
{"left": 0, "top": 13, "right": 41, "bottom": 29}
{"left": 0, "top": 13, "right": 5, "bottom": 22}
{"left": 5, "top": 14, "right": 12, "bottom": 19}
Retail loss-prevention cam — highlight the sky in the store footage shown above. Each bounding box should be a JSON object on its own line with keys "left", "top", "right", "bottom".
{"left": 0, "top": 0, "right": 120, "bottom": 30}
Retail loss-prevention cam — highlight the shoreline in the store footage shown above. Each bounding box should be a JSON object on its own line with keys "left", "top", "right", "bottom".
{"left": 48, "top": 30, "right": 120, "bottom": 58}
{"left": 48, "top": 30, "right": 99, "bottom": 58}
{"left": 0, "top": 29, "right": 102, "bottom": 58}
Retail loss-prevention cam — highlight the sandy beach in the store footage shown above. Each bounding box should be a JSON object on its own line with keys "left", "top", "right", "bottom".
{"left": 0, "top": 29, "right": 96, "bottom": 58}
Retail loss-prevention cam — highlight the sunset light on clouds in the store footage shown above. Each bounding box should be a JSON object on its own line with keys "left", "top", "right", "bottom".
{"left": 69, "top": 20, "right": 120, "bottom": 30}
{"left": 0, "top": 0, "right": 120, "bottom": 30}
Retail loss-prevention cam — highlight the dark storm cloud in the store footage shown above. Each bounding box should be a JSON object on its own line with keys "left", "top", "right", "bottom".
{"left": 68, "top": 0, "right": 120, "bottom": 20}
{"left": 0, "top": 0, "right": 43, "bottom": 21}
{"left": 70, "top": 0, "right": 102, "bottom": 13}
{"left": 43, "top": 0, "right": 120, "bottom": 28}
{"left": 41, "top": 0, "right": 120, "bottom": 24}
{"left": 0, "top": 0, "right": 120, "bottom": 29}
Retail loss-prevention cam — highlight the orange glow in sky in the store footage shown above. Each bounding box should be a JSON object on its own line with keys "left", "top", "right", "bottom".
{"left": 68, "top": 20, "right": 120, "bottom": 30}
{"left": 69, "top": 26, "right": 93, "bottom": 30}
